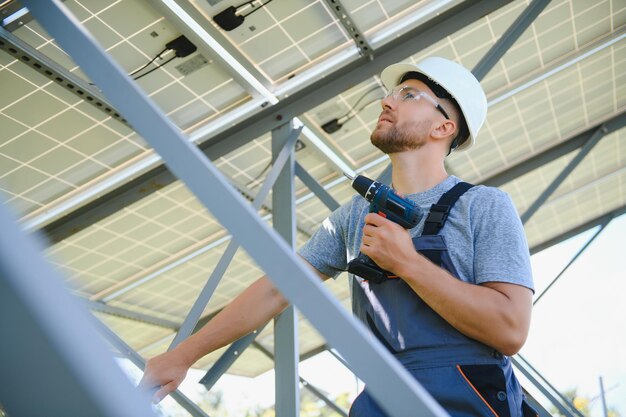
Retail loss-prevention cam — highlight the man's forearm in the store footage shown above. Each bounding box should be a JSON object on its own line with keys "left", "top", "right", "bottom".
{"left": 175, "top": 276, "right": 290, "bottom": 366}
{"left": 397, "top": 253, "right": 532, "bottom": 356}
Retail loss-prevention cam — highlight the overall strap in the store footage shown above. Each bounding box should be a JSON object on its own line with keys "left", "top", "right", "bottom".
{"left": 422, "top": 182, "right": 474, "bottom": 236}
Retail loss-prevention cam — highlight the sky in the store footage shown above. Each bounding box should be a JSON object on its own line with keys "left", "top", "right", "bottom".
{"left": 132, "top": 213, "right": 626, "bottom": 417}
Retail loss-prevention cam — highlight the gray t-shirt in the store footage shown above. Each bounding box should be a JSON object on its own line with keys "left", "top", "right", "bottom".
{"left": 299, "top": 175, "right": 534, "bottom": 291}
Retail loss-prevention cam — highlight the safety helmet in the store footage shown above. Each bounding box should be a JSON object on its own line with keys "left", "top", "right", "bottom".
{"left": 380, "top": 57, "right": 487, "bottom": 151}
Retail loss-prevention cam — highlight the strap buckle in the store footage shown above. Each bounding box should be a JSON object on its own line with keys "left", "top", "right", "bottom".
{"left": 425, "top": 204, "right": 450, "bottom": 227}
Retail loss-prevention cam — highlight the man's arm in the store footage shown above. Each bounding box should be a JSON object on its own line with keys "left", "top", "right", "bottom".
{"left": 360, "top": 213, "right": 532, "bottom": 356}
{"left": 139, "top": 259, "right": 329, "bottom": 403}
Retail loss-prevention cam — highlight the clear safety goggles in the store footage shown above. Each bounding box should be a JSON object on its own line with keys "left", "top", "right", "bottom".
{"left": 384, "top": 86, "right": 450, "bottom": 120}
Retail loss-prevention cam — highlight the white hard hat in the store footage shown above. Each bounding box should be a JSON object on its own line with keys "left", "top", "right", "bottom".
{"left": 380, "top": 57, "right": 487, "bottom": 151}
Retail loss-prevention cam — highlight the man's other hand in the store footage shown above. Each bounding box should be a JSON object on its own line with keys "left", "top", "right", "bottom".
{"left": 138, "top": 349, "right": 191, "bottom": 404}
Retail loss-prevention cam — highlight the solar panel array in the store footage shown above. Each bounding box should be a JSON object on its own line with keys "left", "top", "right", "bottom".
{"left": 0, "top": 0, "right": 624, "bottom": 378}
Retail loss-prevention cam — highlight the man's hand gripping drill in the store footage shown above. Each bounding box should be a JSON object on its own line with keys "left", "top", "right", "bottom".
{"left": 345, "top": 173, "right": 422, "bottom": 284}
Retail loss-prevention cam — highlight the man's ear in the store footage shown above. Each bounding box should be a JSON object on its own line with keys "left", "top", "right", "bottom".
{"left": 431, "top": 118, "right": 457, "bottom": 141}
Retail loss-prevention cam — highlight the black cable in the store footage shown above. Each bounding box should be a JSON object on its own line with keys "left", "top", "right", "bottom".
{"left": 238, "top": 0, "right": 274, "bottom": 18}
{"left": 338, "top": 95, "right": 383, "bottom": 125}
{"left": 133, "top": 55, "right": 177, "bottom": 81}
{"left": 245, "top": 160, "right": 272, "bottom": 188}
{"left": 129, "top": 47, "right": 169, "bottom": 77}
{"left": 321, "top": 86, "right": 384, "bottom": 134}
{"left": 336, "top": 86, "right": 382, "bottom": 122}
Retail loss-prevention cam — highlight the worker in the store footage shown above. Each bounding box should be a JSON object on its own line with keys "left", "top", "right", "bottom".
{"left": 139, "top": 56, "right": 536, "bottom": 417}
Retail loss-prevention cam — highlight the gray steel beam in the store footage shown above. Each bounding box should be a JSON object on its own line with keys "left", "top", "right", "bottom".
{"left": 533, "top": 219, "right": 610, "bottom": 306}
{"left": 483, "top": 111, "right": 626, "bottom": 187}
{"left": 472, "top": 0, "right": 550, "bottom": 81}
{"left": 0, "top": 199, "right": 155, "bottom": 417}
{"left": 323, "top": 0, "right": 373, "bottom": 57}
{"left": 0, "top": 26, "right": 128, "bottom": 126}
{"left": 199, "top": 327, "right": 330, "bottom": 390}
{"left": 198, "top": 326, "right": 265, "bottom": 390}
{"left": 295, "top": 162, "right": 340, "bottom": 212}
{"left": 520, "top": 124, "right": 607, "bottom": 224}
{"left": 38, "top": 0, "right": 511, "bottom": 243}
{"left": 272, "top": 121, "right": 300, "bottom": 417}
{"left": 85, "top": 299, "right": 180, "bottom": 329}
{"left": 24, "top": 2, "right": 449, "bottom": 415}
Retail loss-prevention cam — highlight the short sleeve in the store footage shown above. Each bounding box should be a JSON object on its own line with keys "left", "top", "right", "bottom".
{"left": 298, "top": 203, "right": 351, "bottom": 279}
{"left": 471, "top": 188, "right": 534, "bottom": 292}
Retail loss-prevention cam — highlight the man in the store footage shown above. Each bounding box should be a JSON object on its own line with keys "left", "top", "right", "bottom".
{"left": 140, "top": 57, "right": 535, "bottom": 417}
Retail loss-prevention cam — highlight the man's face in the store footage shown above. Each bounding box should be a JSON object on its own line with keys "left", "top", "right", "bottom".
{"left": 370, "top": 79, "right": 447, "bottom": 154}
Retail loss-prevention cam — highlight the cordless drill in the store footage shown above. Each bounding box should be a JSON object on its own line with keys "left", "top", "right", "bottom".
{"left": 345, "top": 173, "right": 422, "bottom": 284}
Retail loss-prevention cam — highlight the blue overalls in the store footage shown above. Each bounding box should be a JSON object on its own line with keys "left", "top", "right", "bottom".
{"left": 349, "top": 183, "right": 537, "bottom": 417}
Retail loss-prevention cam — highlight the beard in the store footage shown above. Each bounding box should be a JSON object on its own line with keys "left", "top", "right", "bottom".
{"left": 370, "top": 119, "right": 431, "bottom": 154}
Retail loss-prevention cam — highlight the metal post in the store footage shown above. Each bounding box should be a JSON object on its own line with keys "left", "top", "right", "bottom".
{"left": 294, "top": 162, "right": 340, "bottom": 211}
{"left": 272, "top": 121, "right": 300, "bottom": 416}
{"left": 599, "top": 376, "right": 609, "bottom": 417}
{"left": 199, "top": 325, "right": 265, "bottom": 390}
{"left": 169, "top": 126, "right": 302, "bottom": 350}
{"left": 253, "top": 342, "right": 349, "bottom": 417}
{"left": 198, "top": 128, "right": 301, "bottom": 387}
{"left": 24, "top": 2, "right": 449, "bottom": 415}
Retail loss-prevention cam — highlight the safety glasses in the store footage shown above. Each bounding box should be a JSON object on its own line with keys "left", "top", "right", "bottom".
{"left": 385, "top": 86, "right": 450, "bottom": 120}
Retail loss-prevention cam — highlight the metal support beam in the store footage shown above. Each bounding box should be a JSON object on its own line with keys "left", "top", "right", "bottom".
{"left": 513, "top": 355, "right": 583, "bottom": 417}
{"left": 323, "top": 0, "right": 373, "bottom": 57}
{"left": 272, "top": 121, "right": 300, "bottom": 416}
{"left": 253, "top": 341, "right": 349, "bottom": 417}
{"left": 36, "top": 0, "right": 510, "bottom": 244}
{"left": 472, "top": 0, "right": 550, "bottom": 80}
{"left": 0, "top": 26, "right": 128, "bottom": 126}
{"left": 198, "top": 325, "right": 265, "bottom": 390}
{"left": 198, "top": 325, "right": 329, "bottom": 390}
{"left": 93, "top": 318, "right": 210, "bottom": 417}
{"left": 294, "top": 162, "right": 340, "bottom": 212}
{"left": 168, "top": 125, "right": 302, "bottom": 350}
{"left": 24, "top": 2, "right": 449, "bottom": 414}
{"left": 84, "top": 299, "right": 179, "bottom": 329}
{"left": 0, "top": 198, "right": 155, "bottom": 417}
{"left": 520, "top": 124, "right": 607, "bottom": 224}
{"left": 533, "top": 219, "right": 610, "bottom": 306}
